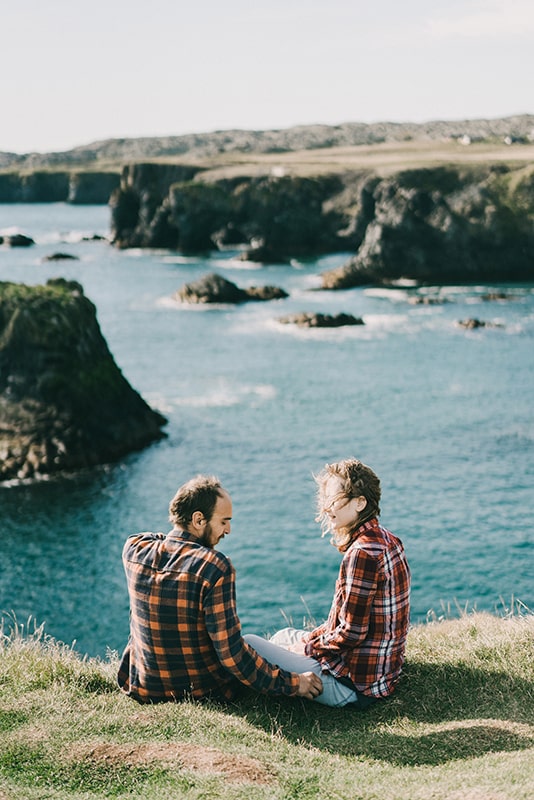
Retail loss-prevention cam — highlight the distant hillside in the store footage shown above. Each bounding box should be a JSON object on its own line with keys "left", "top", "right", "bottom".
{"left": 1, "top": 114, "right": 533, "bottom": 170}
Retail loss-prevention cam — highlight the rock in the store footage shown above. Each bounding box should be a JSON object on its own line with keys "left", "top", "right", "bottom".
{"left": 0, "top": 170, "right": 119, "bottom": 203}
{"left": 321, "top": 165, "right": 534, "bottom": 288}
{"left": 0, "top": 171, "right": 70, "bottom": 202}
{"left": 479, "top": 291, "right": 518, "bottom": 301}
{"left": 278, "top": 312, "right": 364, "bottom": 328}
{"left": 408, "top": 295, "right": 449, "bottom": 305}
{"left": 244, "top": 285, "right": 288, "bottom": 301}
{"left": 457, "top": 318, "right": 504, "bottom": 329}
{"left": 42, "top": 252, "right": 79, "bottom": 261}
{"left": 112, "top": 170, "right": 351, "bottom": 258}
{"left": 4, "top": 233, "right": 35, "bottom": 247}
{"left": 110, "top": 163, "right": 204, "bottom": 249}
{"left": 0, "top": 279, "right": 167, "bottom": 481}
{"left": 175, "top": 273, "right": 288, "bottom": 304}
{"left": 67, "top": 171, "right": 120, "bottom": 204}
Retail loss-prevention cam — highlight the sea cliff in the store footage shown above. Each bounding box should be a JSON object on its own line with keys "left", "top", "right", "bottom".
{"left": 109, "top": 162, "right": 534, "bottom": 284}
{"left": 0, "top": 279, "right": 166, "bottom": 481}
{"left": 0, "top": 170, "right": 120, "bottom": 203}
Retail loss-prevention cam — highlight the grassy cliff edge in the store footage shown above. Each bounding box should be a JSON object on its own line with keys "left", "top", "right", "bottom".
{"left": 0, "top": 611, "right": 532, "bottom": 800}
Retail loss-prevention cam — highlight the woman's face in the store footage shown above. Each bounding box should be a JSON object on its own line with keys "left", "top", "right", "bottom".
{"left": 321, "top": 476, "right": 366, "bottom": 532}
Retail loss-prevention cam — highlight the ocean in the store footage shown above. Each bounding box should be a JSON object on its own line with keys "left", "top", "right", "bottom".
{"left": 1, "top": 203, "right": 533, "bottom": 657}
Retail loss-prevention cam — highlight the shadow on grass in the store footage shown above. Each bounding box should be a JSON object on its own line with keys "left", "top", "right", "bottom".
{"left": 229, "top": 659, "right": 534, "bottom": 767}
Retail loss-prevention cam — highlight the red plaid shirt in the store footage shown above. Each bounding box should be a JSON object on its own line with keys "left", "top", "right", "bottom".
{"left": 304, "top": 519, "right": 411, "bottom": 698}
{"left": 118, "top": 530, "right": 299, "bottom": 702}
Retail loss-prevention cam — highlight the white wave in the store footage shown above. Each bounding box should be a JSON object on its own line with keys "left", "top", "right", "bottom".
{"left": 145, "top": 382, "right": 277, "bottom": 410}
{"left": 364, "top": 288, "right": 410, "bottom": 302}
{"left": 156, "top": 295, "right": 239, "bottom": 312}
{"left": 161, "top": 255, "right": 205, "bottom": 264}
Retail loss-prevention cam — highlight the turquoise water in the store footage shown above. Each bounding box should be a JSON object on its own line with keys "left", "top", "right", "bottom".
{"left": 1, "top": 203, "right": 533, "bottom": 657}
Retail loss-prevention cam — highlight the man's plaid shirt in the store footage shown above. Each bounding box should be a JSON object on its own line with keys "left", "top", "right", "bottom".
{"left": 304, "top": 519, "right": 411, "bottom": 698}
{"left": 117, "top": 530, "right": 299, "bottom": 702}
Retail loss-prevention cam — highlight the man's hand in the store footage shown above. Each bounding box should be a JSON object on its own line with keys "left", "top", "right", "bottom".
{"left": 296, "top": 671, "right": 323, "bottom": 700}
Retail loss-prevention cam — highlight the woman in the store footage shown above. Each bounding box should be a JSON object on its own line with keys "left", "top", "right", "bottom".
{"left": 245, "top": 458, "right": 411, "bottom": 708}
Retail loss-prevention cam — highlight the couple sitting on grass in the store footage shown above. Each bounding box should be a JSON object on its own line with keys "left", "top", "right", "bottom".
{"left": 117, "top": 459, "right": 411, "bottom": 709}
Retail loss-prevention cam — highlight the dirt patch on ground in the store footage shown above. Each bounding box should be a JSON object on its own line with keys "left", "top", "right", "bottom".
{"left": 71, "top": 741, "right": 275, "bottom": 785}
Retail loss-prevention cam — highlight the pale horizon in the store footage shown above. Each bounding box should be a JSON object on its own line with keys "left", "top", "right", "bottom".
{"left": 3, "top": 0, "right": 533, "bottom": 155}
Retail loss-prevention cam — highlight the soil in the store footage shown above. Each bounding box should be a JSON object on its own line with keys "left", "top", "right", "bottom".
{"left": 71, "top": 741, "right": 275, "bottom": 785}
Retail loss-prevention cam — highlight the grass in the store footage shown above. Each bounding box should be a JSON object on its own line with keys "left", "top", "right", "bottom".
{"left": 0, "top": 610, "right": 533, "bottom": 800}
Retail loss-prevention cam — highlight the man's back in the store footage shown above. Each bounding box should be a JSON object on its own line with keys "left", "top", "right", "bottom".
{"left": 118, "top": 529, "right": 298, "bottom": 702}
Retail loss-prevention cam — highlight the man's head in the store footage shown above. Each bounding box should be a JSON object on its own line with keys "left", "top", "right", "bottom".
{"left": 169, "top": 475, "right": 232, "bottom": 548}
{"left": 315, "top": 458, "right": 381, "bottom": 548}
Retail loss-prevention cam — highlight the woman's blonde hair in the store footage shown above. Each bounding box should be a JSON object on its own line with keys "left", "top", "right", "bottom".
{"left": 315, "top": 458, "right": 381, "bottom": 549}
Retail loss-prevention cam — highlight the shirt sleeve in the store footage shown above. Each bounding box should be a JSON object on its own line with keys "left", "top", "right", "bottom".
{"left": 204, "top": 569, "right": 300, "bottom": 696}
{"left": 304, "top": 547, "right": 379, "bottom": 656}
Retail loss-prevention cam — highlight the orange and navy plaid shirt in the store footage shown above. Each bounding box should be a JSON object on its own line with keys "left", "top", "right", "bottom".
{"left": 117, "top": 530, "right": 299, "bottom": 702}
{"left": 304, "top": 519, "right": 411, "bottom": 698}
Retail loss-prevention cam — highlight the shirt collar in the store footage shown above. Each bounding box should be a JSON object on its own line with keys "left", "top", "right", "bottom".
{"left": 166, "top": 528, "right": 197, "bottom": 543}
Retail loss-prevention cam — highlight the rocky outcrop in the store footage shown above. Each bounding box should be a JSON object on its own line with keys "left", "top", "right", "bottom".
{"left": 278, "top": 312, "right": 364, "bottom": 328}
{"left": 109, "top": 162, "right": 534, "bottom": 284}
{"left": 110, "top": 163, "right": 204, "bottom": 248}
{"left": 2, "top": 234, "right": 35, "bottom": 247}
{"left": 111, "top": 169, "right": 352, "bottom": 259}
{"left": 0, "top": 279, "right": 167, "bottom": 481}
{"left": 175, "top": 273, "right": 288, "bottom": 304}
{"left": 457, "top": 318, "right": 504, "bottom": 329}
{"left": 321, "top": 164, "right": 534, "bottom": 287}
{"left": 0, "top": 170, "right": 119, "bottom": 203}
{"left": 42, "top": 253, "right": 79, "bottom": 262}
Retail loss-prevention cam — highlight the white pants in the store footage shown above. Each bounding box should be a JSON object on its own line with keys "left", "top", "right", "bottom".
{"left": 244, "top": 627, "right": 359, "bottom": 707}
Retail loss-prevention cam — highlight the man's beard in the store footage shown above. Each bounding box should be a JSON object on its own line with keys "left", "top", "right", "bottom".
{"left": 199, "top": 522, "right": 214, "bottom": 548}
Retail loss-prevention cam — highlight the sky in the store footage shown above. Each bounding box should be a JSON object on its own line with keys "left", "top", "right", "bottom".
{"left": 2, "top": 0, "right": 533, "bottom": 154}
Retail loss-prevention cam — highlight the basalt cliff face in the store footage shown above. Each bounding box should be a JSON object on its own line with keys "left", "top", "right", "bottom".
{"left": 0, "top": 170, "right": 120, "bottom": 203}
{"left": 110, "top": 164, "right": 350, "bottom": 258}
{"left": 110, "top": 162, "right": 534, "bottom": 285}
{"left": 321, "top": 164, "right": 534, "bottom": 288}
{"left": 0, "top": 279, "right": 166, "bottom": 481}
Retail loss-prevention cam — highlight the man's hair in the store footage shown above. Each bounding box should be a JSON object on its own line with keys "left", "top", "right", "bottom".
{"left": 169, "top": 475, "right": 224, "bottom": 528}
{"left": 315, "top": 458, "right": 381, "bottom": 543}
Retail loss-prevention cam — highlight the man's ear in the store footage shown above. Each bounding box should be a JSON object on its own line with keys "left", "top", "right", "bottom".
{"left": 191, "top": 511, "right": 206, "bottom": 530}
{"left": 355, "top": 496, "right": 367, "bottom": 512}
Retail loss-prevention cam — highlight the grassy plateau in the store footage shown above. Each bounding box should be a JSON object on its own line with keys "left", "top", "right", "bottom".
{"left": 0, "top": 608, "right": 532, "bottom": 800}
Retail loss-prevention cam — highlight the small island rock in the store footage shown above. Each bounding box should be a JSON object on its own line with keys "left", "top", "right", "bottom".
{"left": 278, "top": 312, "right": 364, "bottom": 328}
{"left": 0, "top": 279, "right": 167, "bottom": 481}
{"left": 175, "top": 272, "right": 288, "bottom": 304}
{"left": 42, "top": 252, "right": 80, "bottom": 262}
{"left": 3, "top": 233, "right": 35, "bottom": 247}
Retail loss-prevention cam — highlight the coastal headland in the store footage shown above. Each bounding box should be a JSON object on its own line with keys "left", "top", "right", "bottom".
{"left": 2, "top": 115, "right": 533, "bottom": 287}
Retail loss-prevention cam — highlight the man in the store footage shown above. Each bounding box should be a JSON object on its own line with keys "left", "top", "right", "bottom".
{"left": 117, "top": 474, "right": 322, "bottom": 703}
{"left": 245, "top": 458, "right": 411, "bottom": 708}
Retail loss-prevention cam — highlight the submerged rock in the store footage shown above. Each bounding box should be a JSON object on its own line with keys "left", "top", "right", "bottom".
{"left": 175, "top": 273, "right": 288, "bottom": 304}
{"left": 278, "top": 312, "right": 364, "bottom": 328}
{"left": 0, "top": 279, "right": 167, "bottom": 481}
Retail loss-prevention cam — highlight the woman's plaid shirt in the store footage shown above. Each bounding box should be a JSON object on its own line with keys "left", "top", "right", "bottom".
{"left": 304, "top": 519, "right": 411, "bottom": 698}
{"left": 117, "top": 530, "right": 299, "bottom": 702}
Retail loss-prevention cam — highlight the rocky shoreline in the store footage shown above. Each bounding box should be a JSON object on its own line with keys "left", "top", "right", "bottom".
{"left": 108, "top": 161, "right": 534, "bottom": 286}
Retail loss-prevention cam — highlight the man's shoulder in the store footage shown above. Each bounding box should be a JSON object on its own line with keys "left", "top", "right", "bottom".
{"left": 123, "top": 531, "right": 164, "bottom": 552}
